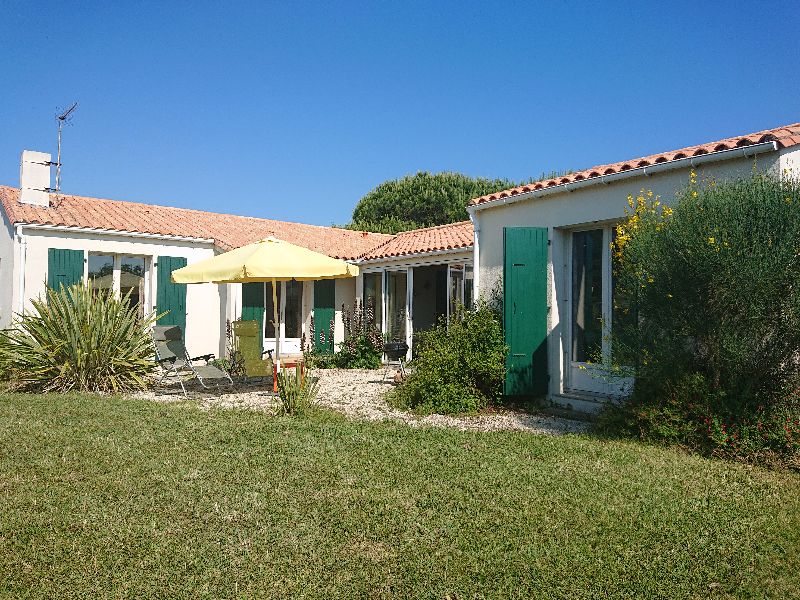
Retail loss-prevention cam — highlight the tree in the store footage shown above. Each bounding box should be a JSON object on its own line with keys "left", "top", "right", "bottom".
{"left": 348, "top": 172, "right": 516, "bottom": 234}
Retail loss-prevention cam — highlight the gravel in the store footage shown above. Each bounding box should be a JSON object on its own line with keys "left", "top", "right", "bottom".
{"left": 135, "top": 368, "right": 589, "bottom": 436}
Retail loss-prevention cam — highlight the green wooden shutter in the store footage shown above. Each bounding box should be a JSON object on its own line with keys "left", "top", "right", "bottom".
{"left": 156, "top": 256, "right": 188, "bottom": 335}
{"left": 47, "top": 248, "right": 84, "bottom": 290}
{"left": 503, "top": 227, "right": 548, "bottom": 397}
{"left": 314, "top": 279, "right": 336, "bottom": 353}
{"left": 241, "top": 282, "right": 265, "bottom": 354}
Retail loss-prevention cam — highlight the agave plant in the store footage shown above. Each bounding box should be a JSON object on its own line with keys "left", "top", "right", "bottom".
{"left": 0, "top": 283, "right": 159, "bottom": 393}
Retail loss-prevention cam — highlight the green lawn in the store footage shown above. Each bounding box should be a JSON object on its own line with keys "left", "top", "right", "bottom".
{"left": 1, "top": 393, "right": 799, "bottom": 599}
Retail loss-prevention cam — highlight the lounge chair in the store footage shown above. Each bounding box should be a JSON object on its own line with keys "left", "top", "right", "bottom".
{"left": 232, "top": 320, "right": 274, "bottom": 382}
{"left": 152, "top": 325, "right": 233, "bottom": 395}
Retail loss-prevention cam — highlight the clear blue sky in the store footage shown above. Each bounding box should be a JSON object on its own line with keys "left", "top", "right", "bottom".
{"left": 1, "top": 1, "right": 798, "bottom": 226}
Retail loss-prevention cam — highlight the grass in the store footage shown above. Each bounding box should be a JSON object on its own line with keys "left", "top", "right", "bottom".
{"left": 1, "top": 393, "right": 799, "bottom": 599}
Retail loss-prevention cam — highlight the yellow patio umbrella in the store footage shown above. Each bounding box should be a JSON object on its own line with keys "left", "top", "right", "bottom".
{"left": 171, "top": 236, "right": 358, "bottom": 362}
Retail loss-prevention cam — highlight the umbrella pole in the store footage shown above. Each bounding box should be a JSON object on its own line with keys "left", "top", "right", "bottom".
{"left": 272, "top": 277, "right": 280, "bottom": 367}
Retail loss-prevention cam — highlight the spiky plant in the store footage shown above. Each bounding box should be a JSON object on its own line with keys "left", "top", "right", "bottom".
{"left": 0, "top": 283, "right": 159, "bottom": 393}
{"left": 275, "top": 367, "right": 320, "bottom": 415}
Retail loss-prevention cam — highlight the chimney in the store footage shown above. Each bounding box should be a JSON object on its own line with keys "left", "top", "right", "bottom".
{"left": 19, "top": 150, "right": 52, "bottom": 206}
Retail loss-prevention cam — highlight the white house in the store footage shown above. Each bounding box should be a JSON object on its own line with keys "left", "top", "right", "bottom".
{"left": 0, "top": 151, "right": 472, "bottom": 360}
{"left": 4, "top": 122, "right": 799, "bottom": 410}
{"left": 467, "top": 122, "right": 800, "bottom": 414}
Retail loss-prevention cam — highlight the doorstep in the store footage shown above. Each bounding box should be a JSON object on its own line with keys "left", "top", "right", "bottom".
{"left": 546, "top": 391, "right": 614, "bottom": 420}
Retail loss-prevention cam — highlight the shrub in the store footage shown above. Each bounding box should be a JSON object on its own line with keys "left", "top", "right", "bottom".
{"left": 599, "top": 173, "right": 800, "bottom": 465}
{"left": 0, "top": 283, "right": 158, "bottom": 393}
{"left": 275, "top": 367, "right": 320, "bottom": 415}
{"left": 390, "top": 302, "right": 506, "bottom": 414}
{"left": 335, "top": 299, "right": 383, "bottom": 369}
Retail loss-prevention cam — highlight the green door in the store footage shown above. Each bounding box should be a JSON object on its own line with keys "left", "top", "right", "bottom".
{"left": 504, "top": 227, "right": 549, "bottom": 397}
{"left": 156, "top": 256, "right": 188, "bottom": 335}
{"left": 241, "top": 282, "right": 265, "bottom": 354}
{"left": 314, "top": 279, "right": 335, "bottom": 353}
{"left": 47, "top": 248, "right": 84, "bottom": 290}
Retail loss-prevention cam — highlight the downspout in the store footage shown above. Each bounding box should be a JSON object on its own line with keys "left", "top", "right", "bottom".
{"left": 15, "top": 224, "right": 26, "bottom": 313}
{"left": 468, "top": 210, "right": 480, "bottom": 301}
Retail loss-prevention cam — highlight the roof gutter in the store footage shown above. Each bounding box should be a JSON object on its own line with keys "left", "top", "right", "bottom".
{"left": 355, "top": 245, "right": 473, "bottom": 265}
{"left": 15, "top": 223, "right": 216, "bottom": 245}
{"left": 467, "top": 141, "right": 779, "bottom": 214}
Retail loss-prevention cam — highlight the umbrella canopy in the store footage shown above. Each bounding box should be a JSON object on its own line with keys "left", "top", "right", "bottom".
{"left": 170, "top": 237, "right": 358, "bottom": 363}
{"left": 171, "top": 237, "right": 358, "bottom": 284}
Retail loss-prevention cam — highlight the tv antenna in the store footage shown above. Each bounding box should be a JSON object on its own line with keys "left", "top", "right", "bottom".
{"left": 54, "top": 101, "right": 78, "bottom": 194}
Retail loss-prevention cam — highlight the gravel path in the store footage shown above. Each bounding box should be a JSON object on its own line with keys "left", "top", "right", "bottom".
{"left": 136, "top": 368, "right": 588, "bottom": 436}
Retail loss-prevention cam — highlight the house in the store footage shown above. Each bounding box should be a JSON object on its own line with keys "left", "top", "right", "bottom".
{"left": 0, "top": 151, "right": 471, "bottom": 360}
{"left": 467, "top": 122, "right": 800, "bottom": 414}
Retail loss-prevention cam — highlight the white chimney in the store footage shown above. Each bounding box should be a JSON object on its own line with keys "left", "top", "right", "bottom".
{"left": 19, "top": 150, "right": 52, "bottom": 206}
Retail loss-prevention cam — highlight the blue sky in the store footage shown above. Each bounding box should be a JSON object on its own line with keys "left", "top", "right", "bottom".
{"left": 1, "top": 1, "right": 798, "bottom": 226}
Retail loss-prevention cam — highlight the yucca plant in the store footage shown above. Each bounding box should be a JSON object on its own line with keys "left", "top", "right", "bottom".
{"left": 0, "top": 283, "right": 159, "bottom": 393}
{"left": 275, "top": 366, "right": 320, "bottom": 415}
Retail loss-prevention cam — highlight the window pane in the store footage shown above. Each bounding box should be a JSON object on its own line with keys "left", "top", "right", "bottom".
{"left": 464, "top": 265, "right": 474, "bottom": 309}
{"left": 284, "top": 280, "right": 303, "bottom": 338}
{"left": 387, "top": 271, "right": 407, "bottom": 341}
{"left": 363, "top": 272, "right": 382, "bottom": 328}
{"left": 88, "top": 255, "right": 114, "bottom": 291}
{"left": 265, "top": 282, "right": 281, "bottom": 338}
{"left": 571, "top": 230, "right": 604, "bottom": 362}
{"left": 120, "top": 256, "right": 145, "bottom": 315}
{"left": 449, "top": 266, "right": 464, "bottom": 317}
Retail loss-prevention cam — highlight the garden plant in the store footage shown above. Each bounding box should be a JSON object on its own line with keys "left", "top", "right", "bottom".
{"left": 598, "top": 172, "right": 800, "bottom": 467}
{"left": 0, "top": 283, "right": 158, "bottom": 393}
{"left": 390, "top": 301, "right": 506, "bottom": 414}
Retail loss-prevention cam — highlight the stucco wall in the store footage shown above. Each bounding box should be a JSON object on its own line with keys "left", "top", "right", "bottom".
{"left": 334, "top": 278, "right": 356, "bottom": 347}
{"left": 474, "top": 149, "right": 786, "bottom": 405}
{"left": 0, "top": 211, "right": 15, "bottom": 329}
{"left": 20, "top": 229, "right": 224, "bottom": 356}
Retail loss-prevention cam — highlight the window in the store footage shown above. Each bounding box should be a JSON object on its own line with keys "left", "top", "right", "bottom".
{"left": 387, "top": 270, "right": 407, "bottom": 341}
{"left": 264, "top": 280, "right": 303, "bottom": 339}
{"left": 284, "top": 280, "right": 303, "bottom": 338}
{"left": 88, "top": 254, "right": 114, "bottom": 292}
{"left": 363, "top": 272, "right": 382, "bottom": 328}
{"left": 571, "top": 229, "right": 604, "bottom": 363}
{"left": 87, "top": 253, "right": 149, "bottom": 316}
{"left": 464, "top": 264, "right": 474, "bottom": 309}
{"left": 265, "top": 281, "right": 281, "bottom": 338}
{"left": 120, "top": 256, "right": 146, "bottom": 316}
{"left": 448, "top": 265, "right": 464, "bottom": 317}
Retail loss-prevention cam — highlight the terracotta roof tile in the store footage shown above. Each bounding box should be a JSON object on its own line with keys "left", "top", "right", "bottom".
{"left": 359, "top": 221, "right": 473, "bottom": 260}
{"left": 470, "top": 122, "right": 800, "bottom": 206}
{"left": 0, "top": 186, "right": 393, "bottom": 260}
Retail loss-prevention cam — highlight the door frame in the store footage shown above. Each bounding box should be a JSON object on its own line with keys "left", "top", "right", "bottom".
{"left": 564, "top": 224, "right": 633, "bottom": 396}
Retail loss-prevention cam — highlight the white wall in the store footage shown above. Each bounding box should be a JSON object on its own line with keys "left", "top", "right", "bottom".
{"left": 334, "top": 278, "right": 356, "bottom": 347}
{"left": 0, "top": 211, "right": 15, "bottom": 329}
{"left": 20, "top": 228, "right": 224, "bottom": 356}
{"left": 474, "top": 149, "right": 786, "bottom": 408}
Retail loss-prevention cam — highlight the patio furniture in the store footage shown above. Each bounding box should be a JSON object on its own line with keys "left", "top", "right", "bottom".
{"left": 170, "top": 236, "right": 358, "bottom": 369}
{"left": 152, "top": 325, "right": 233, "bottom": 395}
{"left": 274, "top": 356, "right": 304, "bottom": 393}
{"left": 232, "top": 320, "right": 274, "bottom": 382}
{"left": 383, "top": 341, "right": 408, "bottom": 381}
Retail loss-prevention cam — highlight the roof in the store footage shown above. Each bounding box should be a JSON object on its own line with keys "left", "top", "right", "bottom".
{"left": 359, "top": 220, "right": 473, "bottom": 261}
{"left": 470, "top": 122, "right": 800, "bottom": 207}
{"left": 0, "top": 186, "right": 393, "bottom": 260}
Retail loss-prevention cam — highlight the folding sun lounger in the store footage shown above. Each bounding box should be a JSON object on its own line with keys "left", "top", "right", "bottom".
{"left": 152, "top": 325, "right": 233, "bottom": 396}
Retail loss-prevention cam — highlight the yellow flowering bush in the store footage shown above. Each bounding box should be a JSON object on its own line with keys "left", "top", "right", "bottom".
{"left": 599, "top": 172, "right": 800, "bottom": 466}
